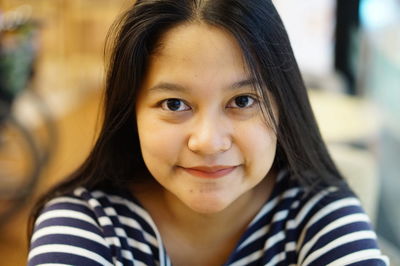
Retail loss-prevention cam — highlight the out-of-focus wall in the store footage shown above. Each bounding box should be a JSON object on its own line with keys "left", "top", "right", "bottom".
{"left": 1, "top": 0, "right": 128, "bottom": 102}
{"left": 277, "top": 1, "right": 400, "bottom": 263}
{"left": 0, "top": 2, "right": 129, "bottom": 265}
{"left": 360, "top": 0, "right": 400, "bottom": 258}
{"left": 274, "top": 0, "right": 336, "bottom": 79}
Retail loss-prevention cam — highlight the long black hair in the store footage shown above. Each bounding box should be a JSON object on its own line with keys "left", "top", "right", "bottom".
{"left": 28, "top": 0, "right": 344, "bottom": 239}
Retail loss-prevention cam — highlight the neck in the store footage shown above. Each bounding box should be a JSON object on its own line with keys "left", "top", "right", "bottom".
{"left": 133, "top": 170, "right": 276, "bottom": 242}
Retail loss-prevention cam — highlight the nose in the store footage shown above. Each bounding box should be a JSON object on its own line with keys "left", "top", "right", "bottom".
{"left": 187, "top": 112, "right": 232, "bottom": 155}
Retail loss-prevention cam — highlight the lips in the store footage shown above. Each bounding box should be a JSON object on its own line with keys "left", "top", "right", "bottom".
{"left": 179, "top": 165, "right": 238, "bottom": 178}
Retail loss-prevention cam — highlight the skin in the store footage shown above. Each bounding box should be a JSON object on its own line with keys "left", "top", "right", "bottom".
{"left": 134, "top": 22, "right": 278, "bottom": 265}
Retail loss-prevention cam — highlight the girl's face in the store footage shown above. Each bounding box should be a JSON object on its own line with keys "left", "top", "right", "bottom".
{"left": 136, "top": 23, "right": 277, "bottom": 214}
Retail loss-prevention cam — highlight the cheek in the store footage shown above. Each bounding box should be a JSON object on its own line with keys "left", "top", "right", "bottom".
{"left": 137, "top": 114, "right": 184, "bottom": 167}
{"left": 238, "top": 124, "right": 277, "bottom": 175}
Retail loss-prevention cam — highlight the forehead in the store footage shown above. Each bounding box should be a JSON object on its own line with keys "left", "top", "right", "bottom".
{"left": 153, "top": 22, "right": 245, "bottom": 62}
{"left": 141, "top": 23, "right": 251, "bottom": 92}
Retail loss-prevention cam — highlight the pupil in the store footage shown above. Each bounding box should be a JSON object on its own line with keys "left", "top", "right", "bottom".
{"left": 167, "top": 99, "right": 181, "bottom": 111}
{"left": 235, "top": 96, "right": 249, "bottom": 108}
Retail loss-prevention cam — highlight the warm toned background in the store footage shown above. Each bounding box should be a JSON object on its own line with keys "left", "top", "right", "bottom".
{"left": 0, "top": 1, "right": 126, "bottom": 265}
{"left": 0, "top": 0, "right": 399, "bottom": 265}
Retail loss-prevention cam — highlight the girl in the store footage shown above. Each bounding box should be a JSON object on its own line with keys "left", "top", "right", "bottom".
{"left": 28, "top": 0, "right": 388, "bottom": 265}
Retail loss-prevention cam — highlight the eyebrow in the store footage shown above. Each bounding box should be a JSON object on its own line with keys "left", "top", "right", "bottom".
{"left": 147, "top": 78, "right": 257, "bottom": 93}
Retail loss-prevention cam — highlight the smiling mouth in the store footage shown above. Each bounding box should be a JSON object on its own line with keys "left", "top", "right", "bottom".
{"left": 179, "top": 165, "right": 238, "bottom": 179}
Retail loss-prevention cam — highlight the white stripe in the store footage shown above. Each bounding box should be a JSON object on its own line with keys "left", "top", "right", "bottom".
{"left": 92, "top": 191, "right": 157, "bottom": 231}
{"left": 114, "top": 260, "right": 123, "bottom": 266}
{"left": 327, "top": 249, "right": 389, "bottom": 265}
{"left": 31, "top": 225, "right": 108, "bottom": 246}
{"left": 297, "top": 197, "right": 362, "bottom": 252}
{"left": 86, "top": 217, "right": 156, "bottom": 255}
{"left": 105, "top": 207, "right": 117, "bottom": 216}
{"left": 306, "top": 198, "right": 361, "bottom": 228}
{"left": 291, "top": 200, "right": 300, "bottom": 209}
{"left": 238, "top": 224, "right": 270, "bottom": 250}
{"left": 28, "top": 244, "right": 113, "bottom": 266}
{"left": 97, "top": 213, "right": 158, "bottom": 247}
{"left": 125, "top": 237, "right": 153, "bottom": 254}
{"left": 302, "top": 231, "right": 377, "bottom": 266}
{"left": 102, "top": 207, "right": 158, "bottom": 247}
{"left": 298, "top": 213, "right": 369, "bottom": 263}
{"left": 88, "top": 198, "right": 101, "bottom": 208}
{"left": 287, "top": 187, "right": 337, "bottom": 230}
{"left": 264, "top": 231, "right": 285, "bottom": 250}
{"left": 105, "top": 236, "right": 121, "bottom": 247}
{"left": 285, "top": 242, "right": 296, "bottom": 252}
{"left": 36, "top": 264, "right": 70, "bottom": 266}
{"left": 115, "top": 227, "right": 127, "bottom": 237}
{"left": 114, "top": 250, "right": 148, "bottom": 266}
{"left": 273, "top": 209, "right": 290, "bottom": 222}
{"left": 104, "top": 236, "right": 121, "bottom": 247}
{"left": 35, "top": 209, "right": 98, "bottom": 227}
{"left": 97, "top": 215, "right": 113, "bottom": 228}
{"left": 92, "top": 191, "right": 167, "bottom": 260}
{"left": 229, "top": 250, "right": 264, "bottom": 266}
{"left": 101, "top": 237, "right": 136, "bottom": 261}
{"left": 113, "top": 214, "right": 144, "bottom": 230}
{"left": 276, "top": 169, "right": 289, "bottom": 182}
{"left": 72, "top": 191, "right": 158, "bottom": 250}
{"left": 45, "top": 197, "right": 88, "bottom": 209}
{"left": 98, "top": 216, "right": 112, "bottom": 226}
{"left": 106, "top": 226, "right": 153, "bottom": 255}
{"left": 166, "top": 254, "right": 172, "bottom": 266}
{"left": 117, "top": 215, "right": 158, "bottom": 246}
{"left": 74, "top": 187, "right": 87, "bottom": 196}
{"left": 34, "top": 193, "right": 153, "bottom": 263}
{"left": 132, "top": 260, "right": 149, "bottom": 266}
{"left": 250, "top": 188, "right": 299, "bottom": 227}
{"left": 91, "top": 190, "right": 107, "bottom": 198}
{"left": 265, "top": 251, "right": 286, "bottom": 266}
{"left": 284, "top": 187, "right": 337, "bottom": 253}
{"left": 159, "top": 245, "right": 167, "bottom": 266}
{"left": 238, "top": 210, "right": 288, "bottom": 250}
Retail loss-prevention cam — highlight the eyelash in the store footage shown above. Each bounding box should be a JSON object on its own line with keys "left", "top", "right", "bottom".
{"left": 159, "top": 94, "right": 258, "bottom": 112}
{"left": 160, "top": 98, "right": 191, "bottom": 112}
{"left": 227, "top": 95, "right": 257, "bottom": 109}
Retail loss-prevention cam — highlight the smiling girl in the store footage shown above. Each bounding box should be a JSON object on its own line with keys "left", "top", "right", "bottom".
{"left": 28, "top": 1, "right": 388, "bottom": 265}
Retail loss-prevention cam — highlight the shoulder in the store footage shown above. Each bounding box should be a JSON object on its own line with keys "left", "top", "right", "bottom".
{"left": 292, "top": 184, "right": 389, "bottom": 265}
{"left": 28, "top": 187, "right": 159, "bottom": 265}
{"left": 28, "top": 188, "right": 113, "bottom": 265}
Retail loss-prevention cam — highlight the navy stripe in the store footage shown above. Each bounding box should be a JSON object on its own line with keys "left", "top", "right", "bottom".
{"left": 101, "top": 195, "right": 158, "bottom": 238}
{"left": 35, "top": 216, "right": 102, "bottom": 234}
{"left": 310, "top": 221, "right": 376, "bottom": 253}
{"left": 29, "top": 252, "right": 108, "bottom": 266}
{"left": 309, "top": 239, "right": 382, "bottom": 266}
{"left": 348, "top": 259, "right": 388, "bottom": 266}
{"left": 31, "top": 234, "right": 112, "bottom": 258}
{"left": 304, "top": 205, "right": 367, "bottom": 243}
{"left": 42, "top": 200, "right": 99, "bottom": 223}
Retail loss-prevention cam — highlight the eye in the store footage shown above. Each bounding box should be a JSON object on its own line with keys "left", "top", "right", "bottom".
{"left": 160, "top": 98, "right": 191, "bottom": 112}
{"left": 227, "top": 95, "right": 256, "bottom": 109}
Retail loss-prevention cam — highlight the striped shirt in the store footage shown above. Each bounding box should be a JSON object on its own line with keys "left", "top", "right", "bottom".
{"left": 28, "top": 171, "right": 389, "bottom": 265}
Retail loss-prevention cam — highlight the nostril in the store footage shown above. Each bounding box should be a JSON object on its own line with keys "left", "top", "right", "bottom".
{"left": 187, "top": 133, "right": 232, "bottom": 155}
{"left": 187, "top": 116, "right": 232, "bottom": 155}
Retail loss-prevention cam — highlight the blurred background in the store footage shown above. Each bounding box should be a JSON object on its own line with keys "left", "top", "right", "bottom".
{"left": 0, "top": 0, "right": 399, "bottom": 265}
